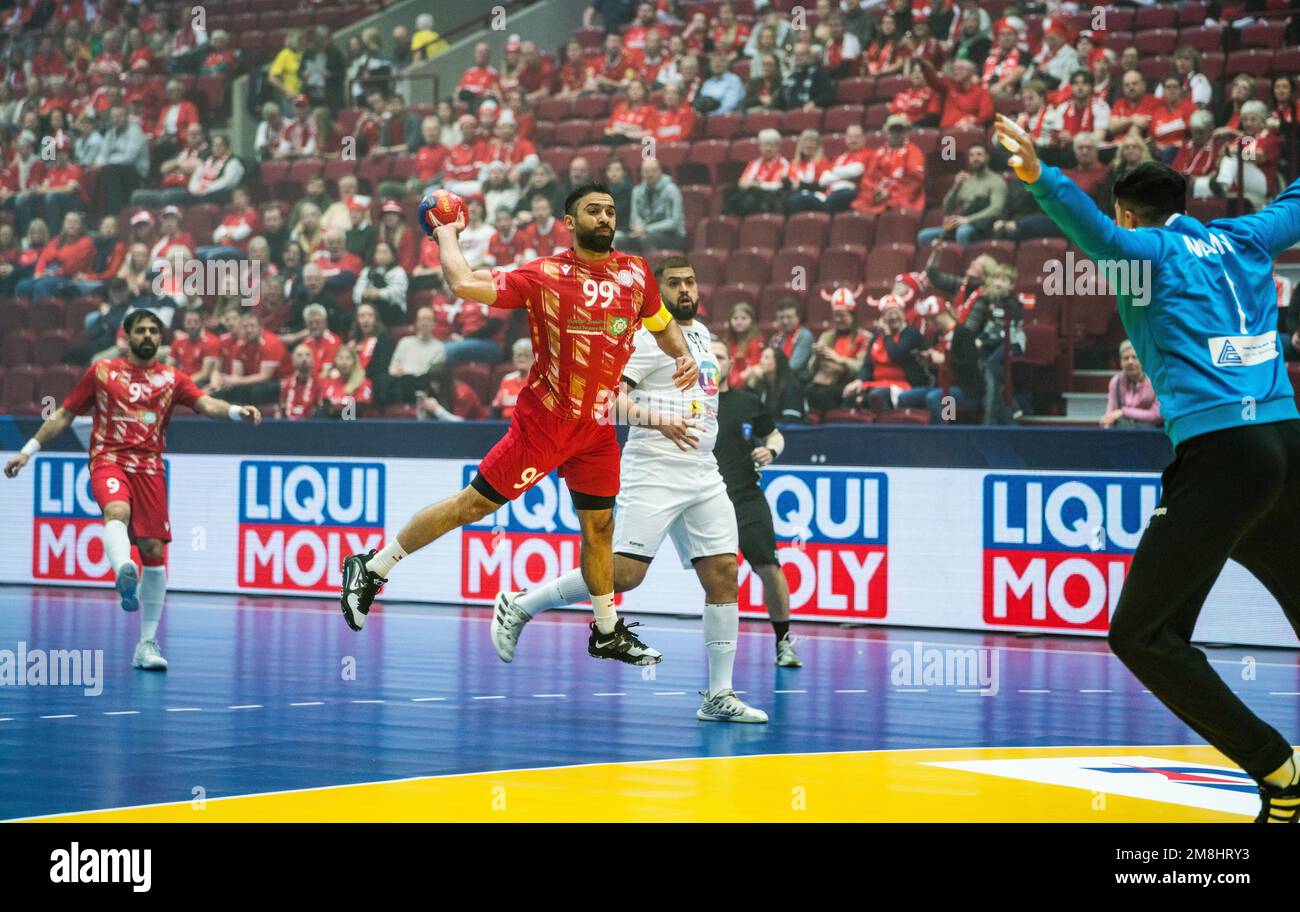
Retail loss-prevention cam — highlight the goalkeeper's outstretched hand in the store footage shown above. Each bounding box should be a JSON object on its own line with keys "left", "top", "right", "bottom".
{"left": 993, "top": 114, "right": 1042, "bottom": 185}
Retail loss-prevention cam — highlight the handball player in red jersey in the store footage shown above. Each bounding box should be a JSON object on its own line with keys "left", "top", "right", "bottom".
{"left": 4, "top": 310, "right": 262, "bottom": 671}
{"left": 340, "top": 183, "right": 698, "bottom": 665}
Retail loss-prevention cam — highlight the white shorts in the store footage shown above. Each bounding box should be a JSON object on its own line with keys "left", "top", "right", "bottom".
{"left": 612, "top": 469, "right": 739, "bottom": 570}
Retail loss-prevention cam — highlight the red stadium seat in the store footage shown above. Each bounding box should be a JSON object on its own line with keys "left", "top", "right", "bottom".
{"left": 1014, "top": 238, "right": 1068, "bottom": 285}
{"left": 928, "top": 241, "right": 964, "bottom": 277}
{"left": 2, "top": 330, "right": 35, "bottom": 367}
{"left": 1134, "top": 6, "right": 1176, "bottom": 29}
{"left": 705, "top": 113, "right": 743, "bottom": 139}
{"left": 29, "top": 298, "right": 66, "bottom": 333}
{"left": 863, "top": 102, "right": 887, "bottom": 130}
{"left": 874, "top": 209, "right": 922, "bottom": 246}
{"left": 757, "top": 285, "right": 804, "bottom": 324}
{"left": 822, "top": 104, "right": 864, "bottom": 132}
{"left": 1238, "top": 20, "right": 1286, "bottom": 49}
{"left": 654, "top": 141, "right": 690, "bottom": 177}
{"left": 780, "top": 108, "right": 822, "bottom": 135}
{"left": 1178, "top": 2, "right": 1208, "bottom": 25}
{"left": 554, "top": 121, "right": 590, "bottom": 146}
{"left": 828, "top": 210, "right": 875, "bottom": 248}
{"left": 737, "top": 213, "right": 784, "bottom": 250}
{"left": 451, "top": 363, "right": 495, "bottom": 405}
{"left": 875, "top": 408, "right": 931, "bottom": 425}
{"left": 1, "top": 365, "right": 38, "bottom": 413}
{"left": 712, "top": 286, "right": 758, "bottom": 318}
{"left": 782, "top": 212, "right": 830, "bottom": 250}
{"left": 1274, "top": 47, "right": 1300, "bottom": 75}
{"left": 817, "top": 245, "right": 866, "bottom": 286}
{"left": 834, "top": 77, "right": 874, "bottom": 104}
{"left": 1177, "top": 25, "right": 1223, "bottom": 53}
{"left": 874, "top": 74, "right": 907, "bottom": 101}
{"left": 681, "top": 139, "right": 729, "bottom": 184}
{"left": 1201, "top": 52, "right": 1225, "bottom": 81}
{"left": 742, "top": 110, "right": 782, "bottom": 136}
{"left": 1134, "top": 29, "right": 1177, "bottom": 55}
{"left": 964, "top": 240, "right": 1016, "bottom": 269}
{"left": 34, "top": 330, "right": 71, "bottom": 367}
{"left": 696, "top": 216, "right": 741, "bottom": 251}
{"left": 680, "top": 185, "right": 713, "bottom": 227}
{"left": 864, "top": 244, "right": 914, "bottom": 295}
{"left": 573, "top": 95, "right": 611, "bottom": 119}
{"left": 724, "top": 248, "right": 774, "bottom": 285}
{"left": 1225, "top": 49, "right": 1274, "bottom": 76}
{"left": 691, "top": 249, "right": 727, "bottom": 287}
{"left": 537, "top": 96, "right": 572, "bottom": 121}
{"left": 771, "top": 247, "right": 820, "bottom": 292}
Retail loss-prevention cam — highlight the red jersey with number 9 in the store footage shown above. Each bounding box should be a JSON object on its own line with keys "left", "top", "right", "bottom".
{"left": 490, "top": 248, "right": 663, "bottom": 421}
{"left": 62, "top": 358, "right": 203, "bottom": 475}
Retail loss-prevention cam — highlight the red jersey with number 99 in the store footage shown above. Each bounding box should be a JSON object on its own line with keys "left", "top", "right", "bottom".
{"left": 62, "top": 358, "right": 203, "bottom": 475}
{"left": 490, "top": 248, "right": 663, "bottom": 421}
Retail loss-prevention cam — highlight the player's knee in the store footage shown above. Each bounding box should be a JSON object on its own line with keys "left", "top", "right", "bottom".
{"left": 458, "top": 486, "right": 501, "bottom": 524}
{"left": 582, "top": 510, "right": 615, "bottom": 540}
{"left": 613, "top": 559, "right": 648, "bottom": 593}
{"left": 137, "top": 539, "right": 166, "bottom": 563}
{"left": 103, "top": 502, "right": 130, "bottom": 523}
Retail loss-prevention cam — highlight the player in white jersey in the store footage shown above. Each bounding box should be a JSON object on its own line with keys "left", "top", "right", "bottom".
{"left": 490, "top": 256, "right": 767, "bottom": 723}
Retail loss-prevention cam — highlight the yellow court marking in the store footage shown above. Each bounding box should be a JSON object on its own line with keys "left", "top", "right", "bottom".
{"left": 33, "top": 745, "right": 1253, "bottom": 823}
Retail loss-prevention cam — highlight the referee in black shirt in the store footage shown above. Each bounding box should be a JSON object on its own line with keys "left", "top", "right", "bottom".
{"left": 711, "top": 340, "right": 802, "bottom": 667}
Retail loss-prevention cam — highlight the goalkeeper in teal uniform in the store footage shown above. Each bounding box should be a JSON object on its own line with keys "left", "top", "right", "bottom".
{"left": 995, "top": 114, "right": 1300, "bottom": 823}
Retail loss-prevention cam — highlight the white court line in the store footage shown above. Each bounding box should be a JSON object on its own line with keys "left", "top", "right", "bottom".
{"left": 156, "top": 597, "right": 1300, "bottom": 670}
{"left": 104, "top": 710, "right": 139, "bottom": 716}
{"left": 410, "top": 697, "right": 446, "bottom": 702}
{"left": 895, "top": 689, "right": 928, "bottom": 693}
{"left": 40, "top": 714, "right": 76, "bottom": 719}
{"left": 653, "top": 691, "right": 686, "bottom": 696}
{"left": 228, "top": 705, "right": 262, "bottom": 710}
{"left": 0, "top": 718, "right": 12, "bottom": 722}
{"left": 593, "top": 692, "right": 625, "bottom": 696}
{"left": 165, "top": 707, "right": 201, "bottom": 713}
{"left": 1269, "top": 692, "right": 1300, "bottom": 696}
{"left": 532, "top": 694, "right": 565, "bottom": 698}
{"left": 1079, "top": 689, "right": 1113, "bottom": 694}
{"left": 472, "top": 695, "right": 505, "bottom": 701}
{"left": 351, "top": 700, "right": 384, "bottom": 704}
{"left": 289, "top": 701, "right": 324, "bottom": 707}
{"left": 1018, "top": 689, "right": 1051, "bottom": 694}
{"left": 774, "top": 689, "right": 806, "bottom": 693}
{"left": 835, "top": 689, "right": 867, "bottom": 694}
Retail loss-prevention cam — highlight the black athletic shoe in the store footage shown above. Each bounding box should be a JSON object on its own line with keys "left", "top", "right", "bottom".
{"left": 340, "top": 549, "right": 386, "bottom": 632}
{"left": 1256, "top": 779, "right": 1300, "bottom": 823}
{"left": 587, "top": 618, "right": 663, "bottom": 665}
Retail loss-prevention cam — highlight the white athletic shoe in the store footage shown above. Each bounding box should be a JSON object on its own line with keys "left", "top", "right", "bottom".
{"left": 697, "top": 689, "right": 768, "bottom": 723}
{"left": 490, "top": 590, "right": 531, "bottom": 663}
{"left": 132, "top": 638, "right": 168, "bottom": 671}
{"left": 775, "top": 634, "right": 803, "bottom": 667}
{"left": 116, "top": 563, "right": 139, "bottom": 613}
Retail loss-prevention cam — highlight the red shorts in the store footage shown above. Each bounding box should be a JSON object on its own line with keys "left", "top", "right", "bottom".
{"left": 90, "top": 464, "right": 172, "bottom": 543}
{"left": 477, "top": 387, "right": 621, "bottom": 501}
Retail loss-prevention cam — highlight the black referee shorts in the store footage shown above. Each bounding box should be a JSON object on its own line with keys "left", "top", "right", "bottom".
{"left": 730, "top": 485, "right": 779, "bottom": 568}
{"left": 1109, "top": 419, "right": 1300, "bottom": 780}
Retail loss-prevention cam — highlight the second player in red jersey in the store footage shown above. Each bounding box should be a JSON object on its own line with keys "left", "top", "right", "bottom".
{"left": 340, "top": 183, "right": 698, "bottom": 668}
{"left": 5, "top": 310, "right": 262, "bottom": 672}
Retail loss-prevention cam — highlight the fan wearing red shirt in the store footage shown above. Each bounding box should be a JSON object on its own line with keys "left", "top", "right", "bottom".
{"left": 16, "top": 210, "right": 95, "bottom": 300}
{"left": 1049, "top": 70, "right": 1110, "bottom": 148}
{"left": 492, "top": 339, "right": 534, "bottom": 419}
{"left": 649, "top": 83, "right": 695, "bottom": 142}
{"left": 487, "top": 208, "right": 529, "bottom": 270}
{"left": 30, "top": 137, "right": 85, "bottom": 237}
{"left": 457, "top": 42, "right": 502, "bottom": 106}
{"left": 914, "top": 53, "right": 993, "bottom": 130}
{"left": 889, "top": 64, "right": 940, "bottom": 125}
{"left": 168, "top": 308, "right": 222, "bottom": 387}
{"left": 724, "top": 130, "right": 790, "bottom": 216}
{"left": 297, "top": 304, "right": 343, "bottom": 375}
{"left": 621, "top": 1, "right": 660, "bottom": 53}
{"left": 556, "top": 39, "right": 596, "bottom": 97}
{"left": 593, "top": 33, "right": 636, "bottom": 91}
{"left": 1149, "top": 76, "right": 1198, "bottom": 156}
{"left": 442, "top": 115, "right": 494, "bottom": 197}
{"left": 210, "top": 310, "right": 291, "bottom": 406}
{"left": 516, "top": 40, "right": 557, "bottom": 101}
{"left": 4, "top": 310, "right": 261, "bottom": 671}
{"left": 604, "top": 78, "right": 655, "bottom": 144}
{"left": 311, "top": 228, "right": 364, "bottom": 288}
{"left": 1107, "top": 69, "right": 1161, "bottom": 140}
{"left": 486, "top": 117, "right": 538, "bottom": 182}
{"left": 338, "top": 184, "right": 697, "bottom": 663}
{"left": 521, "top": 194, "right": 573, "bottom": 257}
{"left": 411, "top": 116, "right": 449, "bottom": 187}
{"left": 630, "top": 30, "right": 669, "bottom": 86}
{"left": 318, "top": 345, "right": 373, "bottom": 417}
{"left": 1171, "top": 110, "right": 1222, "bottom": 179}
{"left": 852, "top": 117, "right": 926, "bottom": 214}
{"left": 280, "top": 343, "right": 322, "bottom": 419}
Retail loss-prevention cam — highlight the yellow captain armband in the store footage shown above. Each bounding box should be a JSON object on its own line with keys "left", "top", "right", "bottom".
{"left": 642, "top": 302, "right": 673, "bottom": 333}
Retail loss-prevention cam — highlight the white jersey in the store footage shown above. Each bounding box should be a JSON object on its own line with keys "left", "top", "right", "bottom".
{"left": 621, "top": 320, "right": 722, "bottom": 465}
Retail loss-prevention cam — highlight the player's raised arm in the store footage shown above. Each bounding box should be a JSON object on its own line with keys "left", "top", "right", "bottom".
{"left": 995, "top": 114, "right": 1159, "bottom": 264}
{"left": 434, "top": 221, "right": 498, "bottom": 305}
{"left": 4, "top": 406, "right": 77, "bottom": 478}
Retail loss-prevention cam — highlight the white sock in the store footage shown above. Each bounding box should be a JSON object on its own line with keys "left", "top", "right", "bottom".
{"left": 139, "top": 566, "right": 167, "bottom": 641}
{"left": 366, "top": 538, "right": 409, "bottom": 577}
{"left": 592, "top": 592, "right": 617, "bottom": 634}
{"left": 104, "top": 520, "right": 133, "bottom": 575}
{"left": 703, "top": 602, "right": 739, "bottom": 696}
{"left": 516, "top": 568, "right": 591, "bottom": 617}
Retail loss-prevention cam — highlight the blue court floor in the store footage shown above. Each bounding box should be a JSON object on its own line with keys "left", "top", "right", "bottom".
{"left": 3, "top": 584, "right": 1299, "bottom": 821}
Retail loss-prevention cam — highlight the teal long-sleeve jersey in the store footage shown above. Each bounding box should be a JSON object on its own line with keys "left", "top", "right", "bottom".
{"left": 1028, "top": 165, "right": 1300, "bottom": 448}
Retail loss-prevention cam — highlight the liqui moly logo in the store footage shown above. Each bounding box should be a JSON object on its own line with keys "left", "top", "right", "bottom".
{"left": 983, "top": 474, "right": 1160, "bottom": 631}
{"left": 459, "top": 465, "right": 620, "bottom": 604}
{"left": 238, "top": 460, "right": 385, "bottom": 592}
{"left": 31, "top": 457, "right": 167, "bottom": 583}
{"left": 740, "top": 469, "right": 888, "bottom": 619}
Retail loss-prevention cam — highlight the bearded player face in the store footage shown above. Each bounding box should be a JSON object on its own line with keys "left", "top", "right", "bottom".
{"left": 568, "top": 193, "right": 616, "bottom": 254}
{"left": 126, "top": 316, "right": 162, "bottom": 362}
{"left": 659, "top": 266, "right": 699, "bottom": 322}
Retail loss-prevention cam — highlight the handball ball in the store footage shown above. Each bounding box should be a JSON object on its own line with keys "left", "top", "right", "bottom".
{"left": 418, "top": 189, "right": 468, "bottom": 236}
